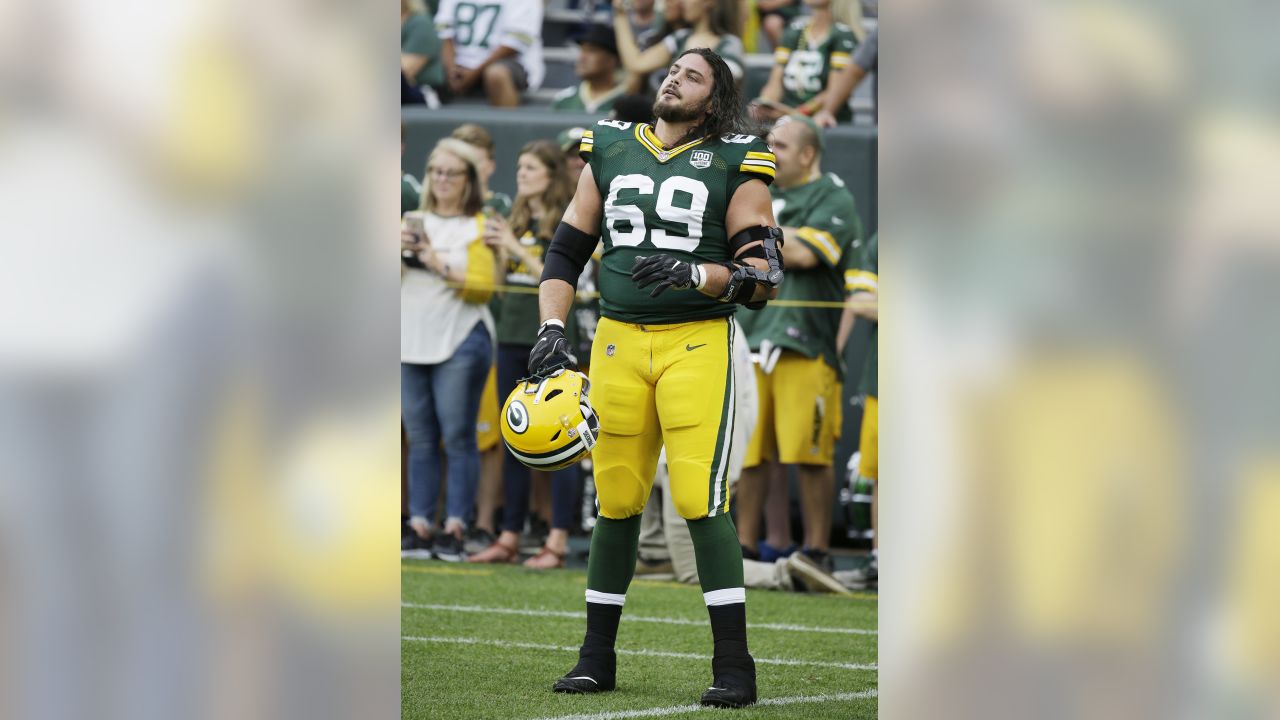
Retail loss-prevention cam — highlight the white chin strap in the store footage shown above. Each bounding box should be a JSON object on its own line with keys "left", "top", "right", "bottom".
{"left": 576, "top": 403, "right": 599, "bottom": 450}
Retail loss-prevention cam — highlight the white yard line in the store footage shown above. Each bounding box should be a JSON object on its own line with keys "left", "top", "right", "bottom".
{"left": 402, "top": 602, "right": 876, "bottom": 636}
{"left": 401, "top": 635, "right": 877, "bottom": 672}
{"left": 530, "top": 689, "right": 878, "bottom": 720}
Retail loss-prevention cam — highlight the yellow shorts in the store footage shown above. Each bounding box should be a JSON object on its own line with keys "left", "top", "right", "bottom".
{"left": 859, "top": 395, "right": 878, "bottom": 480}
{"left": 745, "top": 352, "right": 842, "bottom": 467}
{"left": 476, "top": 364, "right": 501, "bottom": 452}
{"left": 589, "top": 316, "right": 738, "bottom": 521}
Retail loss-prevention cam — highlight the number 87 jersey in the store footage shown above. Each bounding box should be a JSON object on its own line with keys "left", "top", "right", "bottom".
{"left": 580, "top": 119, "right": 776, "bottom": 325}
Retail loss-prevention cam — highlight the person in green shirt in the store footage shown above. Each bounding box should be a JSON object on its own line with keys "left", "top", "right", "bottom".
{"left": 401, "top": 0, "right": 446, "bottom": 102}
{"left": 552, "top": 25, "right": 627, "bottom": 115}
{"left": 469, "top": 140, "right": 582, "bottom": 570}
{"left": 737, "top": 115, "right": 863, "bottom": 571}
{"left": 752, "top": 0, "right": 859, "bottom": 123}
{"left": 402, "top": 122, "right": 422, "bottom": 215}
{"left": 836, "top": 231, "right": 877, "bottom": 586}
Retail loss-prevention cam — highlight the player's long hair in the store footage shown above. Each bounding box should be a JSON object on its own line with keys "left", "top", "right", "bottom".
{"left": 673, "top": 47, "right": 746, "bottom": 144}
{"left": 509, "top": 140, "right": 574, "bottom": 243}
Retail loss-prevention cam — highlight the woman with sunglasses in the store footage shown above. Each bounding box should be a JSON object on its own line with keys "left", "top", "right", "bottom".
{"left": 402, "top": 138, "right": 503, "bottom": 561}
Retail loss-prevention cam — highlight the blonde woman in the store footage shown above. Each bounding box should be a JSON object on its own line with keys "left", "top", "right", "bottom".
{"left": 470, "top": 140, "right": 579, "bottom": 569}
{"left": 402, "top": 138, "right": 502, "bottom": 561}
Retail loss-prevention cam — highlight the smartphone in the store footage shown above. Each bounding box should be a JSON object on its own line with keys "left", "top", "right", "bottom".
{"left": 403, "top": 211, "right": 429, "bottom": 245}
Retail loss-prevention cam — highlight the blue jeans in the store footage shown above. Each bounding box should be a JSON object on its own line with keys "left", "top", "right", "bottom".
{"left": 402, "top": 322, "right": 492, "bottom": 530}
{"left": 497, "top": 343, "right": 579, "bottom": 533}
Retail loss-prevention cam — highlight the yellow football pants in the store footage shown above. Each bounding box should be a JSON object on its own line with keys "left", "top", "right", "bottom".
{"left": 744, "top": 352, "right": 842, "bottom": 467}
{"left": 589, "top": 316, "right": 737, "bottom": 521}
{"left": 859, "top": 395, "right": 878, "bottom": 480}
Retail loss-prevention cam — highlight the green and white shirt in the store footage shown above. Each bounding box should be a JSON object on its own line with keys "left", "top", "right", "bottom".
{"left": 435, "top": 0, "right": 544, "bottom": 90}
{"left": 774, "top": 18, "right": 858, "bottom": 120}
{"left": 551, "top": 82, "right": 627, "bottom": 114}
{"left": 745, "top": 172, "right": 863, "bottom": 373}
{"left": 580, "top": 119, "right": 776, "bottom": 324}
{"left": 845, "top": 232, "right": 877, "bottom": 396}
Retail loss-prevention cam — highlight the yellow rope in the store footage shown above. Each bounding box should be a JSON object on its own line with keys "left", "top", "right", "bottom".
{"left": 437, "top": 280, "right": 873, "bottom": 310}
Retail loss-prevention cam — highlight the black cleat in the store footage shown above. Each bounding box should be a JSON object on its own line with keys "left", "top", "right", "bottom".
{"left": 552, "top": 649, "right": 616, "bottom": 694}
{"left": 699, "top": 654, "right": 757, "bottom": 708}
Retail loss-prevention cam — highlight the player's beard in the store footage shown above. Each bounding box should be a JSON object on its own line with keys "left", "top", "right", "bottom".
{"left": 652, "top": 93, "right": 711, "bottom": 124}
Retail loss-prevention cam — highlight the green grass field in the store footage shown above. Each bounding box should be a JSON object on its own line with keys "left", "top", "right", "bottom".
{"left": 402, "top": 560, "right": 878, "bottom": 719}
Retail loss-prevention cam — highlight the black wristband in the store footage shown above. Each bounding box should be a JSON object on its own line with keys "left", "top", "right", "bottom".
{"left": 541, "top": 222, "right": 598, "bottom": 288}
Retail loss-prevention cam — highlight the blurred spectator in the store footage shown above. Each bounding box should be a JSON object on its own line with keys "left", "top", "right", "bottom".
{"left": 552, "top": 25, "right": 626, "bottom": 114}
{"left": 738, "top": 116, "right": 863, "bottom": 571}
{"left": 609, "top": 93, "right": 658, "bottom": 124}
{"left": 401, "top": 0, "right": 445, "bottom": 107}
{"left": 401, "top": 122, "right": 421, "bottom": 215}
{"left": 450, "top": 123, "right": 513, "bottom": 216}
{"left": 815, "top": 25, "right": 876, "bottom": 127}
{"left": 612, "top": 0, "right": 745, "bottom": 91}
{"left": 627, "top": 0, "right": 662, "bottom": 48}
{"left": 401, "top": 139, "right": 502, "bottom": 561}
{"left": 753, "top": 0, "right": 859, "bottom": 123}
{"left": 754, "top": 0, "right": 801, "bottom": 49}
{"left": 470, "top": 141, "right": 579, "bottom": 569}
{"left": 835, "top": 232, "right": 877, "bottom": 589}
{"left": 447, "top": 123, "right": 512, "bottom": 553}
{"left": 557, "top": 127, "right": 589, "bottom": 188}
{"left": 436, "top": 0, "right": 545, "bottom": 107}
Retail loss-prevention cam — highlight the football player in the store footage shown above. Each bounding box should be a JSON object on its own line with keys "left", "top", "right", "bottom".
{"left": 530, "top": 47, "right": 782, "bottom": 708}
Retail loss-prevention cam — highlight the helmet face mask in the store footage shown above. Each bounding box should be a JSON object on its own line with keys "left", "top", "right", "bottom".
{"left": 501, "top": 369, "right": 600, "bottom": 471}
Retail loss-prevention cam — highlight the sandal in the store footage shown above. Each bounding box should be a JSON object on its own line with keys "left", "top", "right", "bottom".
{"left": 523, "top": 545, "right": 566, "bottom": 570}
{"left": 468, "top": 539, "right": 520, "bottom": 564}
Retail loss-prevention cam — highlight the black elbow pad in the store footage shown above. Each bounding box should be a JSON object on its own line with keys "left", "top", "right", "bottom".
{"left": 541, "top": 222, "right": 598, "bottom": 288}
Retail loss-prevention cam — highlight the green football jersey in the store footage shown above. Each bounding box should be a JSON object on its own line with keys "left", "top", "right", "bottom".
{"left": 745, "top": 172, "right": 862, "bottom": 373}
{"left": 580, "top": 119, "right": 776, "bottom": 324}
{"left": 775, "top": 19, "right": 858, "bottom": 121}
{"left": 401, "top": 13, "right": 446, "bottom": 89}
{"left": 401, "top": 173, "right": 422, "bottom": 215}
{"left": 845, "top": 232, "right": 878, "bottom": 396}
{"left": 551, "top": 82, "right": 626, "bottom": 114}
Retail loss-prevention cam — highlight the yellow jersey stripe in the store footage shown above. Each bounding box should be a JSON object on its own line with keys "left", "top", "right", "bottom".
{"left": 739, "top": 163, "right": 776, "bottom": 178}
{"left": 796, "top": 227, "right": 841, "bottom": 265}
{"left": 844, "top": 269, "right": 878, "bottom": 292}
{"left": 745, "top": 151, "right": 776, "bottom": 161}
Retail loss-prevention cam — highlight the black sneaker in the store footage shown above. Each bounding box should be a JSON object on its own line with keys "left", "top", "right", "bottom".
{"left": 431, "top": 533, "right": 464, "bottom": 562}
{"left": 740, "top": 544, "right": 760, "bottom": 561}
{"left": 401, "top": 530, "right": 432, "bottom": 559}
{"left": 799, "top": 547, "right": 834, "bottom": 573}
{"left": 552, "top": 648, "right": 616, "bottom": 694}
{"left": 786, "top": 552, "right": 853, "bottom": 595}
{"left": 700, "top": 654, "right": 757, "bottom": 708}
{"left": 463, "top": 528, "right": 496, "bottom": 555}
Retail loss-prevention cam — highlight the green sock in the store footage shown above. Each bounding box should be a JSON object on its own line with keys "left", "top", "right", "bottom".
{"left": 687, "top": 513, "right": 745, "bottom": 594}
{"left": 586, "top": 514, "right": 643, "bottom": 595}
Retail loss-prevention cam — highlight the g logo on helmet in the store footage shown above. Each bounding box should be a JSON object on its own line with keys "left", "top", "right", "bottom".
{"left": 500, "top": 370, "right": 600, "bottom": 471}
{"left": 507, "top": 401, "right": 529, "bottom": 434}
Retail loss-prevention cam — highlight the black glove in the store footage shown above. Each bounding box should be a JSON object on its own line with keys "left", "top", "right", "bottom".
{"left": 527, "top": 321, "right": 577, "bottom": 376}
{"left": 630, "top": 254, "right": 704, "bottom": 297}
